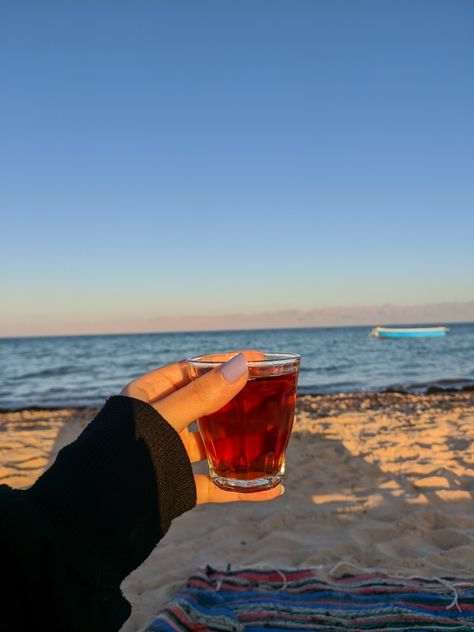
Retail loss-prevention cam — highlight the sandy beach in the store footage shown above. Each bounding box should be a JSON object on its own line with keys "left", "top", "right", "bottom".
{"left": 1, "top": 391, "right": 474, "bottom": 631}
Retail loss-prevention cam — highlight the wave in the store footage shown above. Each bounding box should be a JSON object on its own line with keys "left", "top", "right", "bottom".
{"left": 8, "top": 366, "right": 80, "bottom": 380}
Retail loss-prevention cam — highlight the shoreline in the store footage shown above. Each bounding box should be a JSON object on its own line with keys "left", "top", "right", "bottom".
{"left": 1, "top": 386, "right": 473, "bottom": 414}
{"left": 2, "top": 391, "right": 473, "bottom": 489}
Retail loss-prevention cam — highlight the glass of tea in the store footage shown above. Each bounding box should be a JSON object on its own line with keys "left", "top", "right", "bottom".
{"left": 187, "top": 352, "right": 300, "bottom": 492}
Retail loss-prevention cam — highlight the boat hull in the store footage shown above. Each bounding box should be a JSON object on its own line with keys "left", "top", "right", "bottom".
{"left": 371, "top": 327, "right": 448, "bottom": 338}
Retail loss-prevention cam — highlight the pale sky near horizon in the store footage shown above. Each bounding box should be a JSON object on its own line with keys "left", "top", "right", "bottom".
{"left": 1, "top": 1, "right": 473, "bottom": 336}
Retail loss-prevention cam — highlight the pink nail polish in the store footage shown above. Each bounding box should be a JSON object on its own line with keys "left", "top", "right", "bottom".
{"left": 220, "top": 353, "right": 247, "bottom": 383}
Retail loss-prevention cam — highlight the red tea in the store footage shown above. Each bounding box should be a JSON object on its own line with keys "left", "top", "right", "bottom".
{"left": 197, "top": 371, "right": 298, "bottom": 490}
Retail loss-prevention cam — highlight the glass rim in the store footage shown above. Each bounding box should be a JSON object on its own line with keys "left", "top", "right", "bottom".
{"left": 187, "top": 352, "right": 301, "bottom": 368}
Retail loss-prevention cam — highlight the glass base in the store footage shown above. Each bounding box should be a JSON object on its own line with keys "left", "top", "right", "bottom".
{"left": 210, "top": 464, "right": 284, "bottom": 493}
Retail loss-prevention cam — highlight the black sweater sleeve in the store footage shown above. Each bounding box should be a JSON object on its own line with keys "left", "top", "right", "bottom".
{"left": 0, "top": 395, "right": 196, "bottom": 632}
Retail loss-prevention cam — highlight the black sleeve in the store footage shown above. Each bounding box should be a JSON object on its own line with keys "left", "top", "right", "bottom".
{"left": 0, "top": 395, "right": 197, "bottom": 632}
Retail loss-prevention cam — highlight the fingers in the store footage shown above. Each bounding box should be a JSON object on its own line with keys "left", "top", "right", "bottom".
{"left": 154, "top": 353, "right": 248, "bottom": 433}
{"left": 194, "top": 475, "right": 285, "bottom": 504}
{"left": 241, "top": 349, "right": 267, "bottom": 361}
{"left": 121, "top": 352, "right": 265, "bottom": 406}
{"left": 121, "top": 361, "right": 189, "bottom": 403}
{"left": 179, "top": 428, "right": 206, "bottom": 463}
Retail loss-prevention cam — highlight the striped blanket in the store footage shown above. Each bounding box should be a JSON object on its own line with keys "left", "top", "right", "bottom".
{"left": 147, "top": 566, "right": 474, "bottom": 631}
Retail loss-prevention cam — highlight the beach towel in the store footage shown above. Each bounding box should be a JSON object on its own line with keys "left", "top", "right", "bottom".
{"left": 147, "top": 566, "right": 474, "bottom": 631}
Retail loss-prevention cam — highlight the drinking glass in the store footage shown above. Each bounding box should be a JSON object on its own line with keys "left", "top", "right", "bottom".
{"left": 187, "top": 352, "right": 300, "bottom": 492}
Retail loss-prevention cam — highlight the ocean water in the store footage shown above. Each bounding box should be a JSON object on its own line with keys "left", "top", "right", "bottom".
{"left": 0, "top": 323, "right": 473, "bottom": 410}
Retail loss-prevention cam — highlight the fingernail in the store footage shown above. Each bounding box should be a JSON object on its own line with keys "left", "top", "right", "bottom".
{"left": 279, "top": 486, "right": 285, "bottom": 496}
{"left": 220, "top": 353, "right": 247, "bottom": 383}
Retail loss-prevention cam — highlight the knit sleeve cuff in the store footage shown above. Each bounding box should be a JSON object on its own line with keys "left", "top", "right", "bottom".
{"left": 125, "top": 395, "right": 197, "bottom": 534}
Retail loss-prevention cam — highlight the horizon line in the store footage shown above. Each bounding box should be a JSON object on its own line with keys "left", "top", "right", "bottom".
{"left": 1, "top": 317, "right": 473, "bottom": 341}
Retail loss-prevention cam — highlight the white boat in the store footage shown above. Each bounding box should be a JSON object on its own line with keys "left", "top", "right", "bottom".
{"left": 370, "top": 326, "right": 449, "bottom": 338}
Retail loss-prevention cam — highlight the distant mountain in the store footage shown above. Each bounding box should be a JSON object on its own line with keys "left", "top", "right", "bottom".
{"left": 149, "top": 301, "right": 474, "bottom": 332}
{"left": 3, "top": 301, "right": 473, "bottom": 337}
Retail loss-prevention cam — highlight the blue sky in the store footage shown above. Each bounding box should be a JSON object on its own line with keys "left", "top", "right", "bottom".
{"left": 1, "top": 1, "right": 473, "bottom": 335}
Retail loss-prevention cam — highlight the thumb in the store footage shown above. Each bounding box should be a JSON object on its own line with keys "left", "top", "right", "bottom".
{"left": 153, "top": 353, "right": 248, "bottom": 432}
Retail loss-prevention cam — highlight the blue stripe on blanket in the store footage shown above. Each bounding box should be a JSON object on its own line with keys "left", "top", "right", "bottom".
{"left": 147, "top": 566, "right": 474, "bottom": 631}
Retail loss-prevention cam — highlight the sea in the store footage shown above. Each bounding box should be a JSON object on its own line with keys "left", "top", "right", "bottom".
{"left": 0, "top": 323, "right": 473, "bottom": 410}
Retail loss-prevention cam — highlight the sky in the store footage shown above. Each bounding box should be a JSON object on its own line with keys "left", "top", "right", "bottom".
{"left": 1, "top": 0, "right": 473, "bottom": 336}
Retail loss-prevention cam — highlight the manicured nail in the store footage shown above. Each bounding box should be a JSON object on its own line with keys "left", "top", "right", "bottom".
{"left": 220, "top": 353, "right": 247, "bottom": 383}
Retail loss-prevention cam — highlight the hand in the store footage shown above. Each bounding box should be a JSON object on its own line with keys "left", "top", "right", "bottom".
{"left": 121, "top": 352, "right": 284, "bottom": 504}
